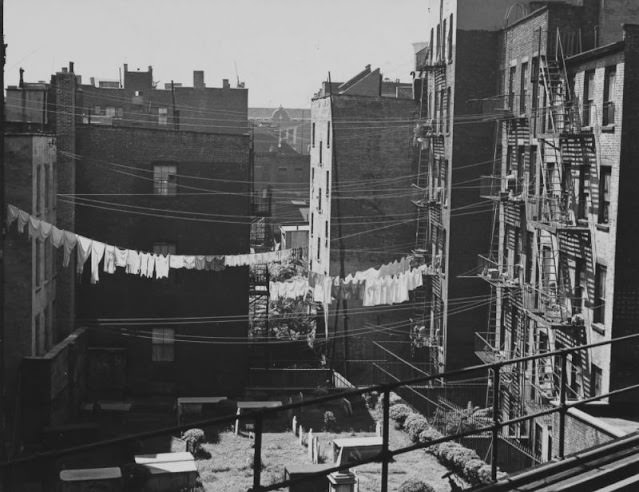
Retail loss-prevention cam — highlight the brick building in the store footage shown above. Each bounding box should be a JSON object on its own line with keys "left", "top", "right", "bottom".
{"left": 6, "top": 63, "right": 252, "bottom": 402}
{"left": 3, "top": 129, "right": 88, "bottom": 449}
{"left": 309, "top": 66, "right": 416, "bottom": 377}
{"left": 471, "top": 0, "right": 639, "bottom": 462}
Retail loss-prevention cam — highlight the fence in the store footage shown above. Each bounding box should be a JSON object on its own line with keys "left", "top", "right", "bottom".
{"left": 3, "top": 333, "right": 639, "bottom": 491}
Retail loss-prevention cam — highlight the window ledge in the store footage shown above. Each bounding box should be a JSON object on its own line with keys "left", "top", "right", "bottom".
{"left": 581, "top": 126, "right": 593, "bottom": 132}
{"left": 591, "top": 323, "right": 605, "bottom": 336}
{"left": 596, "top": 224, "right": 610, "bottom": 232}
{"left": 601, "top": 124, "right": 615, "bottom": 133}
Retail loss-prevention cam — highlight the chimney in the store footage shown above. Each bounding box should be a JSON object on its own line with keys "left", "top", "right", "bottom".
{"left": 69, "top": 61, "right": 74, "bottom": 73}
{"left": 222, "top": 78, "right": 230, "bottom": 89}
{"left": 124, "top": 63, "right": 128, "bottom": 73}
{"left": 61, "top": 67, "right": 68, "bottom": 74}
{"left": 90, "top": 77, "right": 95, "bottom": 86}
{"left": 193, "top": 70, "right": 205, "bottom": 89}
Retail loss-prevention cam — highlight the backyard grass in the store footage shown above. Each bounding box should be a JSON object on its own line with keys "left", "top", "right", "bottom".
{"left": 183, "top": 396, "right": 453, "bottom": 492}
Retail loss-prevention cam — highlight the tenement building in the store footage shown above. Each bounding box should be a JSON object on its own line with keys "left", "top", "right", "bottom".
{"left": 473, "top": 1, "right": 639, "bottom": 462}
{"left": 309, "top": 65, "right": 415, "bottom": 378}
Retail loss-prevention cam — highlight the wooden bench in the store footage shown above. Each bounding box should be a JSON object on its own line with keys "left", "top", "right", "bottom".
{"left": 235, "top": 401, "right": 282, "bottom": 435}
{"left": 176, "top": 396, "right": 228, "bottom": 425}
{"left": 332, "top": 437, "right": 383, "bottom": 466}
{"left": 59, "top": 467, "right": 122, "bottom": 492}
{"left": 140, "top": 460, "right": 198, "bottom": 492}
{"left": 285, "top": 463, "right": 333, "bottom": 492}
{"left": 134, "top": 451, "right": 194, "bottom": 465}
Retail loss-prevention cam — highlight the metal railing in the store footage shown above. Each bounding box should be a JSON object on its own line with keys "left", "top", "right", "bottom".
{"left": 4, "top": 334, "right": 639, "bottom": 491}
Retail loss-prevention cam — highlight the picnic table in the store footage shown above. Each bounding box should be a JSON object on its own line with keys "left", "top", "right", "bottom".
{"left": 176, "top": 396, "right": 228, "bottom": 424}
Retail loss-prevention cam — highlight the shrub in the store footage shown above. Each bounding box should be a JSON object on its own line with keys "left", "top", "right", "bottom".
{"left": 323, "top": 410, "right": 337, "bottom": 431}
{"left": 402, "top": 413, "right": 421, "bottom": 432}
{"left": 463, "top": 459, "right": 486, "bottom": 485}
{"left": 449, "top": 446, "right": 481, "bottom": 472}
{"left": 476, "top": 464, "right": 494, "bottom": 485}
{"left": 389, "top": 404, "right": 412, "bottom": 426}
{"left": 418, "top": 428, "right": 443, "bottom": 445}
{"left": 183, "top": 428, "right": 205, "bottom": 456}
{"left": 405, "top": 415, "right": 430, "bottom": 443}
{"left": 363, "top": 391, "right": 379, "bottom": 410}
{"left": 397, "top": 478, "right": 436, "bottom": 492}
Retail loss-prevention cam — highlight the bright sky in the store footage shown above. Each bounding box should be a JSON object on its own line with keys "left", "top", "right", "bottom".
{"left": 5, "top": 0, "right": 428, "bottom": 108}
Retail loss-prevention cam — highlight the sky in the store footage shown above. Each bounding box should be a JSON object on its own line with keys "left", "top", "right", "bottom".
{"left": 5, "top": 0, "right": 428, "bottom": 108}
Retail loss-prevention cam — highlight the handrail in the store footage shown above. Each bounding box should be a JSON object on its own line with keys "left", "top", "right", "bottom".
{"left": 4, "top": 332, "right": 639, "bottom": 492}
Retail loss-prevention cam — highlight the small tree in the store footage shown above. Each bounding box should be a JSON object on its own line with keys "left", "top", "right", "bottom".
{"left": 389, "top": 404, "right": 412, "bottom": 427}
{"left": 397, "top": 478, "right": 436, "bottom": 492}
{"left": 323, "top": 410, "right": 337, "bottom": 431}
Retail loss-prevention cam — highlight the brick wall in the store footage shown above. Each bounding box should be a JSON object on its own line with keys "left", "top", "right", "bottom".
{"left": 74, "top": 125, "right": 251, "bottom": 396}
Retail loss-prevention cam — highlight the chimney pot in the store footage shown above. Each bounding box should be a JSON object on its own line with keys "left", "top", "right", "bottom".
{"left": 69, "top": 61, "right": 74, "bottom": 72}
{"left": 61, "top": 67, "right": 68, "bottom": 74}
{"left": 124, "top": 63, "right": 128, "bottom": 72}
{"left": 222, "top": 78, "right": 230, "bottom": 89}
{"left": 193, "top": 70, "right": 205, "bottom": 89}
{"left": 90, "top": 77, "right": 95, "bottom": 86}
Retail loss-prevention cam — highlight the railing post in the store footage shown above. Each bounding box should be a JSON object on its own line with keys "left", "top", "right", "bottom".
{"left": 381, "top": 388, "right": 390, "bottom": 492}
{"left": 491, "top": 365, "right": 501, "bottom": 482}
{"left": 252, "top": 413, "right": 263, "bottom": 492}
{"left": 558, "top": 352, "right": 567, "bottom": 458}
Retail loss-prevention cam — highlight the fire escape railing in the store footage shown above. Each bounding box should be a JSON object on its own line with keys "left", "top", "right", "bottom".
{"left": 4, "top": 334, "right": 639, "bottom": 491}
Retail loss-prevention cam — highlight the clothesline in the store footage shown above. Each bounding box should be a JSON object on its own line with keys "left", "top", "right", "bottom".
{"left": 270, "top": 257, "right": 433, "bottom": 307}
{"left": 6, "top": 204, "right": 304, "bottom": 283}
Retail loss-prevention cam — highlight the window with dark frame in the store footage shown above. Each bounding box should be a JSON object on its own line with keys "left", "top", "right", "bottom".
{"left": 448, "top": 14, "right": 453, "bottom": 62}
{"left": 312, "top": 122, "right": 315, "bottom": 147}
{"left": 594, "top": 264, "right": 607, "bottom": 325}
{"left": 520, "top": 62, "right": 528, "bottom": 114}
{"left": 152, "top": 328, "right": 175, "bottom": 362}
{"left": 599, "top": 166, "right": 611, "bottom": 225}
{"left": 319, "top": 141, "right": 322, "bottom": 164}
{"left": 584, "top": 70, "right": 595, "bottom": 127}
{"left": 327, "top": 121, "right": 331, "bottom": 148}
{"left": 153, "top": 164, "right": 177, "bottom": 195}
{"left": 603, "top": 66, "right": 616, "bottom": 126}
{"left": 508, "top": 66, "right": 517, "bottom": 110}
{"left": 591, "top": 363, "right": 603, "bottom": 397}
{"left": 326, "top": 171, "right": 329, "bottom": 196}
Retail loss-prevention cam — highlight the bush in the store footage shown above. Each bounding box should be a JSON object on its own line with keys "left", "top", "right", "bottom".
{"left": 463, "top": 458, "right": 486, "bottom": 485}
{"left": 418, "top": 428, "right": 443, "bottom": 445}
{"left": 449, "top": 446, "right": 481, "bottom": 472}
{"left": 397, "top": 478, "right": 435, "bottom": 492}
{"left": 363, "top": 391, "right": 379, "bottom": 410}
{"left": 323, "top": 410, "right": 337, "bottom": 431}
{"left": 389, "top": 404, "right": 412, "bottom": 426}
{"left": 405, "top": 415, "right": 430, "bottom": 443}
{"left": 476, "top": 464, "right": 494, "bottom": 485}
{"left": 183, "top": 428, "right": 205, "bottom": 456}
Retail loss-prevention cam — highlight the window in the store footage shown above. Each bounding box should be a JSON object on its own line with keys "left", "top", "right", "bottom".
{"left": 325, "top": 220, "right": 328, "bottom": 236}
{"left": 311, "top": 167, "right": 315, "bottom": 184}
{"left": 36, "top": 166, "right": 42, "bottom": 216}
{"left": 105, "top": 107, "right": 116, "bottom": 117}
{"left": 153, "top": 164, "right": 177, "bottom": 195}
{"left": 326, "top": 171, "right": 330, "bottom": 195}
{"left": 599, "top": 166, "right": 611, "bottom": 224}
{"left": 436, "top": 24, "right": 441, "bottom": 61}
{"left": 442, "top": 19, "right": 447, "bottom": 63}
{"left": 310, "top": 213, "right": 314, "bottom": 235}
{"left": 35, "top": 239, "right": 42, "bottom": 288}
{"left": 531, "top": 57, "right": 539, "bottom": 111}
{"left": 44, "top": 165, "right": 50, "bottom": 214}
{"left": 429, "top": 28, "right": 434, "bottom": 63}
{"left": 158, "top": 107, "right": 168, "bottom": 126}
{"left": 603, "top": 67, "right": 616, "bottom": 126}
{"left": 312, "top": 123, "right": 315, "bottom": 147}
{"left": 319, "top": 141, "right": 323, "bottom": 165}
{"left": 594, "top": 264, "right": 607, "bottom": 324}
{"left": 327, "top": 121, "right": 331, "bottom": 148}
{"left": 508, "top": 66, "right": 517, "bottom": 110}
{"left": 152, "top": 328, "right": 175, "bottom": 362}
{"left": 317, "top": 237, "right": 320, "bottom": 260}
{"left": 520, "top": 62, "right": 529, "bottom": 114}
{"left": 445, "top": 87, "right": 451, "bottom": 133}
{"left": 278, "top": 166, "right": 288, "bottom": 172}
{"left": 584, "top": 70, "right": 595, "bottom": 126}
{"left": 318, "top": 188, "right": 322, "bottom": 211}
{"left": 590, "top": 364, "right": 603, "bottom": 397}
{"left": 448, "top": 14, "right": 453, "bottom": 61}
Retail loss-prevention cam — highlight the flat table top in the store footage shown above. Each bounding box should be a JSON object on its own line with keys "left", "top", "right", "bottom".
{"left": 60, "top": 467, "right": 122, "bottom": 481}
{"left": 332, "top": 436, "right": 383, "bottom": 447}
{"left": 135, "top": 452, "right": 194, "bottom": 464}
{"left": 177, "top": 397, "right": 227, "bottom": 404}
{"left": 237, "top": 401, "right": 282, "bottom": 409}
{"left": 142, "top": 460, "right": 198, "bottom": 475}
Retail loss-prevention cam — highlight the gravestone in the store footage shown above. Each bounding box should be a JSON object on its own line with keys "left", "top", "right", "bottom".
{"left": 298, "top": 426, "right": 304, "bottom": 446}
{"left": 292, "top": 416, "right": 298, "bottom": 435}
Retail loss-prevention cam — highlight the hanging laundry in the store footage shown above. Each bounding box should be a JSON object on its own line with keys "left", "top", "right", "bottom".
{"left": 17, "top": 210, "right": 30, "bottom": 233}
{"left": 194, "top": 255, "right": 206, "bottom": 270}
{"left": 27, "top": 216, "right": 41, "bottom": 240}
{"left": 76, "top": 235, "right": 93, "bottom": 274}
{"left": 138, "top": 252, "right": 150, "bottom": 277}
{"left": 63, "top": 232, "right": 77, "bottom": 267}
{"left": 183, "top": 256, "right": 196, "bottom": 270}
{"left": 169, "top": 255, "right": 185, "bottom": 269}
{"left": 6, "top": 204, "right": 19, "bottom": 228}
{"left": 146, "top": 255, "right": 156, "bottom": 278}
{"left": 155, "top": 254, "right": 170, "bottom": 279}
{"left": 50, "top": 226, "right": 64, "bottom": 248}
{"left": 90, "top": 241, "right": 106, "bottom": 284}
{"left": 115, "top": 248, "right": 128, "bottom": 268}
{"left": 126, "top": 250, "right": 141, "bottom": 274}
{"left": 103, "top": 245, "right": 117, "bottom": 274}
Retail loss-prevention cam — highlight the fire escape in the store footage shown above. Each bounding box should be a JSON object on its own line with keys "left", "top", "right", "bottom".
{"left": 475, "top": 30, "right": 601, "bottom": 428}
{"left": 411, "top": 45, "right": 447, "bottom": 374}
